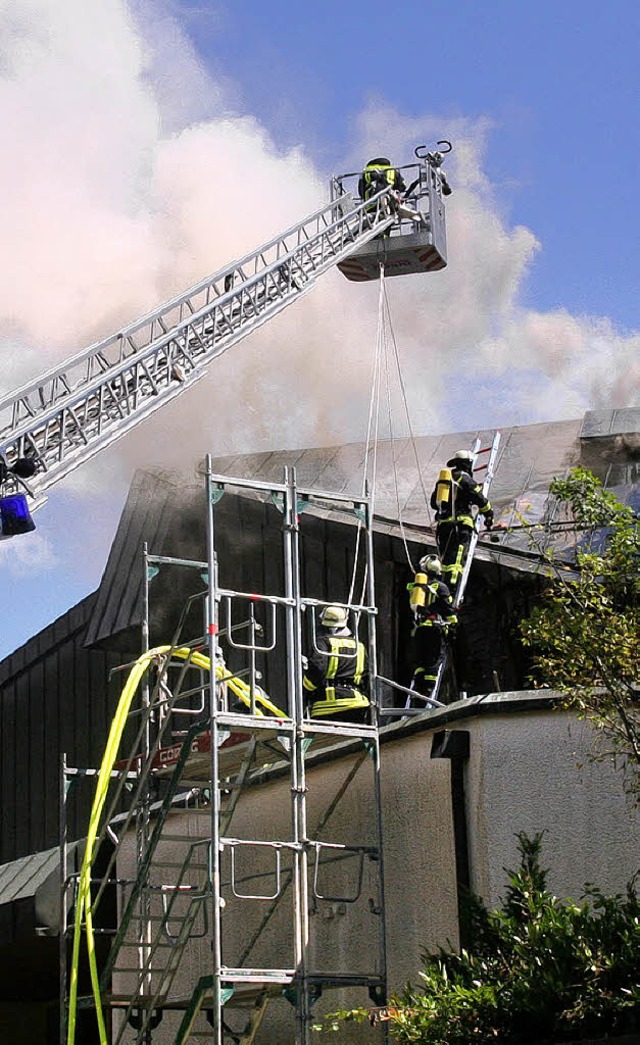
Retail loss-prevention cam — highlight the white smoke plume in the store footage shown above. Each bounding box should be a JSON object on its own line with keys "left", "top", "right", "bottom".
{"left": 1, "top": 0, "right": 638, "bottom": 579}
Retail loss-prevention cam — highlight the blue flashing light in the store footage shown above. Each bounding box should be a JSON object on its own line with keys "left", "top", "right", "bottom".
{"left": 0, "top": 493, "right": 36, "bottom": 536}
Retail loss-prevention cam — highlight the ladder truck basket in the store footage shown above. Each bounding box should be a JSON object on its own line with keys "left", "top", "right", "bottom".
{"left": 331, "top": 144, "right": 451, "bottom": 282}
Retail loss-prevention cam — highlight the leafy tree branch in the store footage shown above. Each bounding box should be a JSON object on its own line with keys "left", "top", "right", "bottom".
{"left": 519, "top": 467, "right": 639, "bottom": 798}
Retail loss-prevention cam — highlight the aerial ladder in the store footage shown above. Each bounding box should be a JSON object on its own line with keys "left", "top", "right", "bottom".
{"left": 0, "top": 145, "right": 452, "bottom": 533}
{"left": 0, "top": 144, "right": 451, "bottom": 1044}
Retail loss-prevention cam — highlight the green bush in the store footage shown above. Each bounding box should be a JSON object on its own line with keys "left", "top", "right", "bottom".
{"left": 319, "top": 835, "right": 640, "bottom": 1043}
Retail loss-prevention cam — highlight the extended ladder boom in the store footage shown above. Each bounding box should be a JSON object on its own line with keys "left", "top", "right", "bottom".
{"left": 0, "top": 190, "right": 396, "bottom": 503}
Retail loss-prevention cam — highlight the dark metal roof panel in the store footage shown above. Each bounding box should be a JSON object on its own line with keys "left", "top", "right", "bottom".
{"left": 0, "top": 593, "right": 95, "bottom": 686}
{"left": 0, "top": 847, "right": 58, "bottom": 906}
{"left": 0, "top": 595, "right": 120, "bottom": 863}
{"left": 84, "top": 470, "right": 184, "bottom": 648}
{"left": 581, "top": 407, "right": 640, "bottom": 438}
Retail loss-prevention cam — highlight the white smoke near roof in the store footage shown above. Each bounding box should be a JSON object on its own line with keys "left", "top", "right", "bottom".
{"left": 1, "top": 0, "right": 638, "bottom": 504}
{"left": 347, "top": 103, "right": 640, "bottom": 422}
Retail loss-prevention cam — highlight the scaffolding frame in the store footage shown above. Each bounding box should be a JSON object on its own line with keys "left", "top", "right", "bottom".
{"left": 61, "top": 460, "right": 388, "bottom": 1044}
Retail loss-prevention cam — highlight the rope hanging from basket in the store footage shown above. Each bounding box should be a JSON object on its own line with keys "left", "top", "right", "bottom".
{"left": 349, "top": 265, "right": 434, "bottom": 604}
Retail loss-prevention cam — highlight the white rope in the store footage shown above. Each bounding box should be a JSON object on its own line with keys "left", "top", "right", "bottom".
{"left": 381, "top": 277, "right": 433, "bottom": 525}
{"left": 381, "top": 296, "right": 416, "bottom": 572}
{"left": 374, "top": 277, "right": 434, "bottom": 573}
{"left": 348, "top": 265, "right": 387, "bottom": 606}
{"left": 349, "top": 263, "right": 435, "bottom": 598}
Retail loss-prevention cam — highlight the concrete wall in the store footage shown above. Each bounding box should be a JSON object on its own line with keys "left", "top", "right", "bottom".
{"left": 465, "top": 704, "right": 640, "bottom": 903}
{"left": 114, "top": 695, "right": 640, "bottom": 1043}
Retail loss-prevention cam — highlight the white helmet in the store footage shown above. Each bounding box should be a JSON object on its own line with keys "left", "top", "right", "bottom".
{"left": 449, "top": 449, "right": 474, "bottom": 470}
{"left": 447, "top": 448, "right": 475, "bottom": 467}
{"left": 419, "top": 555, "right": 442, "bottom": 576}
{"left": 320, "top": 605, "right": 349, "bottom": 629}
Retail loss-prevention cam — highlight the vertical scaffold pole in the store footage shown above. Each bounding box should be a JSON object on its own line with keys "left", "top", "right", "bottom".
{"left": 364, "top": 483, "right": 389, "bottom": 1028}
{"left": 284, "top": 466, "right": 311, "bottom": 1044}
{"left": 59, "top": 753, "right": 68, "bottom": 1045}
{"left": 205, "top": 454, "right": 224, "bottom": 1045}
{"left": 139, "top": 543, "right": 152, "bottom": 1039}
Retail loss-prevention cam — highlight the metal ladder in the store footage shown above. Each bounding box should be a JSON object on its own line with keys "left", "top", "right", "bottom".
{"left": 0, "top": 190, "right": 395, "bottom": 503}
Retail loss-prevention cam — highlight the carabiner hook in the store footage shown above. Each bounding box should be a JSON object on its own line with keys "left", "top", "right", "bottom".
{"left": 415, "top": 140, "right": 452, "bottom": 159}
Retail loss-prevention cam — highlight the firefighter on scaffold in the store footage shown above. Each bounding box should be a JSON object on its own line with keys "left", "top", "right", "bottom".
{"left": 302, "top": 605, "right": 370, "bottom": 724}
{"left": 407, "top": 555, "right": 457, "bottom": 701}
{"left": 430, "top": 449, "right": 493, "bottom": 595}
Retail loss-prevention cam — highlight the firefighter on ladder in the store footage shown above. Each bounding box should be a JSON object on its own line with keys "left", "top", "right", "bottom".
{"left": 430, "top": 449, "right": 494, "bottom": 594}
{"left": 358, "top": 157, "right": 427, "bottom": 231}
{"left": 303, "top": 605, "right": 370, "bottom": 723}
{"left": 407, "top": 555, "right": 457, "bottom": 701}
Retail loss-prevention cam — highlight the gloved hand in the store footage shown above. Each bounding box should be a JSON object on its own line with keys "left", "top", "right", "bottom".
{"left": 484, "top": 510, "right": 494, "bottom": 530}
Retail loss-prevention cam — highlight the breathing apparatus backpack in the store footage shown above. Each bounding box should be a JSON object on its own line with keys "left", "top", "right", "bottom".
{"left": 408, "top": 572, "right": 428, "bottom": 610}
{"left": 434, "top": 467, "right": 454, "bottom": 512}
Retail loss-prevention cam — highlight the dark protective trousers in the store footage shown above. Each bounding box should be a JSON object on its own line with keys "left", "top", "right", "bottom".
{"left": 411, "top": 622, "right": 446, "bottom": 696}
{"left": 436, "top": 520, "right": 473, "bottom": 591}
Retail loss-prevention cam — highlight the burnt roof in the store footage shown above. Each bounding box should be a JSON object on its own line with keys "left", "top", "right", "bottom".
{"left": 84, "top": 409, "right": 639, "bottom": 649}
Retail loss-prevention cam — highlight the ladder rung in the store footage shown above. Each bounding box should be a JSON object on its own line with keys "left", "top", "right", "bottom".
{"left": 151, "top": 859, "right": 209, "bottom": 869}
{"left": 116, "top": 940, "right": 177, "bottom": 949}
{"left": 111, "top": 966, "right": 169, "bottom": 974}
{"left": 124, "top": 910, "right": 206, "bottom": 924}
{"left": 158, "top": 833, "right": 207, "bottom": 842}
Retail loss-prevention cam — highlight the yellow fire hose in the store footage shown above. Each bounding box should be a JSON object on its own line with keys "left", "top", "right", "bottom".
{"left": 67, "top": 646, "right": 285, "bottom": 1044}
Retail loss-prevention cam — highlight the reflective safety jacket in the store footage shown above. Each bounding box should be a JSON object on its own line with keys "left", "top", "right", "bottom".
{"left": 430, "top": 467, "right": 491, "bottom": 529}
{"left": 303, "top": 633, "right": 369, "bottom": 718}
{"left": 358, "top": 162, "right": 406, "bottom": 201}
{"left": 407, "top": 577, "right": 457, "bottom": 630}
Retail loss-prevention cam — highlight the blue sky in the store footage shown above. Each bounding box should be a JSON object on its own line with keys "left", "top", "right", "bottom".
{"left": 1, "top": 0, "right": 639, "bottom": 659}
{"left": 189, "top": 0, "right": 640, "bottom": 327}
